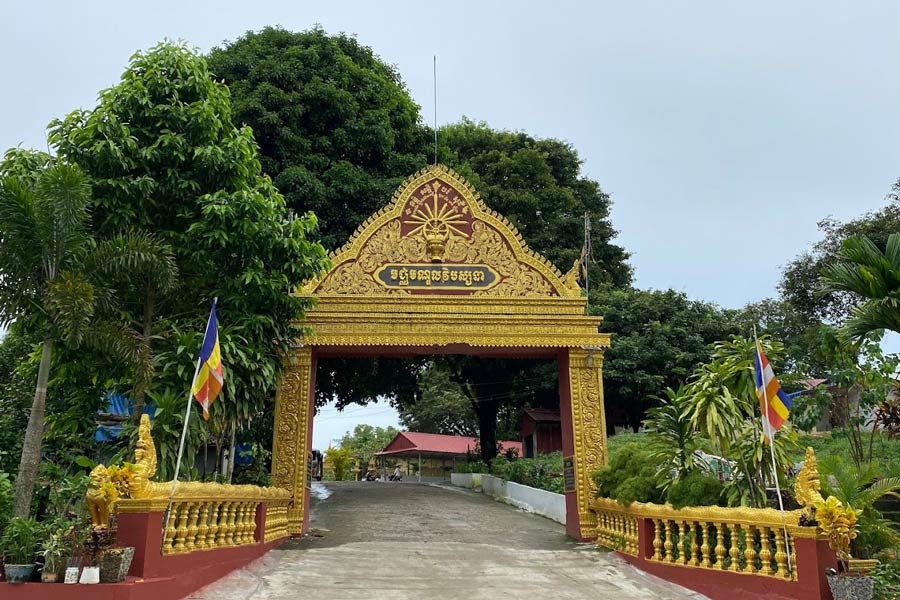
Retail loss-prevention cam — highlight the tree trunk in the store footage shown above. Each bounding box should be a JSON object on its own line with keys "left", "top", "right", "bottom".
{"left": 477, "top": 400, "right": 499, "bottom": 464}
{"left": 131, "top": 280, "right": 155, "bottom": 425}
{"left": 13, "top": 337, "right": 53, "bottom": 517}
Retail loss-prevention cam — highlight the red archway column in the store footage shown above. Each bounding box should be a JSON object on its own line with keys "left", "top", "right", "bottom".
{"left": 271, "top": 346, "right": 316, "bottom": 535}
{"left": 558, "top": 347, "right": 608, "bottom": 540}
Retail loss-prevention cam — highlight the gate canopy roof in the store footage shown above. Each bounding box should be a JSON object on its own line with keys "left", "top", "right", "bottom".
{"left": 299, "top": 165, "right": 609, "bottom": 351}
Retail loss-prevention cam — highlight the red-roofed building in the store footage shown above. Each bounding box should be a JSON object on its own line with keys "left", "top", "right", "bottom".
{"left": 376, "top": 432, "right": 522, "bottom": 481}
{"left": 520, "top": 408, "right": 563, "bottom": 457}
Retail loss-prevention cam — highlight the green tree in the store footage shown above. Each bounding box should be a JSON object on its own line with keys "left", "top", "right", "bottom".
{"left": 781, "top": 190, "right": 900, "bottom": 325}
{"left": 325, "top": 446, "right": 352, "bottom": 481}
{"left": 591, "top": 288, "right": 739, "bottom": 431}
{"left": 207, "top": 26, "right": 428, "bottom": 252}
{"left": 49, "top": 42, "right": 329, "bottom": 454}
{"left": 398, "top": 363, "right": 478, "bottom": 436}
{"left": 437, "top": 119, "right": 631, "bottom": 285}
{"left": 338, "top": 424, "right": 398, "bottom": 473}
{"left": 819, "top": 234, "right": 900, "bottom": 341}
{"left": 682, "top": 336, "right": 799, "bottom": 507}
{"left": 0, "top": 151, "right": 155, "bottom": 516}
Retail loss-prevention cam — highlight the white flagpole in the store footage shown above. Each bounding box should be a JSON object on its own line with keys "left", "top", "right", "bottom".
{"left": 161, "top": 299, "right": 216, "bottom": 547}
{"left": 753, "top": 325, "right": 793, "bottom": 573}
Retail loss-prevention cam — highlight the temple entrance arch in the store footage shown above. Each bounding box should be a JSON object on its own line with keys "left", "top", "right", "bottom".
{"left": 272, "top": 165, "right": 610, "bottom": 540}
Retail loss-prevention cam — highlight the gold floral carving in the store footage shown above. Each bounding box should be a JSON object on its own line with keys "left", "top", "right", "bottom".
{"left": 568, "top": 348, "right": 609, "bottom": 539}
{"left": 272, "top": 347, "right": 312, "bottom": 533}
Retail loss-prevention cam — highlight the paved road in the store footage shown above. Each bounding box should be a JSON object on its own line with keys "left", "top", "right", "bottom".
{"left": 190, "top": 481, "right": 705, "bottom": 600}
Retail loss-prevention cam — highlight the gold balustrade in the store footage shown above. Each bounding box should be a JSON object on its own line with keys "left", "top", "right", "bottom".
{"left": 593, "top": 498, "right": 815, "bottom": 580}
{"left": 593, "top": 498, "right": 640, "bottom": 556}
{"left": 116, "top": 482, "right": 292, "bottom": 554}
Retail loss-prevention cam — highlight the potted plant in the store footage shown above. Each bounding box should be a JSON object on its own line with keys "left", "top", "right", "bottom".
{"left": 39, "top": 529, "right": 66, "bottom": 583}
{"left": 815, "top": 495, "right": 874, "bottom": 600}
{"left": 1, "top": 517, "right": 42, "bottom": 584}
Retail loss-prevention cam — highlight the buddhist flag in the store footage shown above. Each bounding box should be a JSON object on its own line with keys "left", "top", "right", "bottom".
{"left": 754, "top": 341, "right": 791, "bottom": 441}
{"left": 190, "top": 299, "right": 223, "bottom": 420}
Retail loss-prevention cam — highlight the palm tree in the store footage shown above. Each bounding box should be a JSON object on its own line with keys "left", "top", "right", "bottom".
{"left": 819, "top": 233, "right": 900, "bottom": 341}
{"left": 0, "top": 150, "right": 168, "bottom": 516}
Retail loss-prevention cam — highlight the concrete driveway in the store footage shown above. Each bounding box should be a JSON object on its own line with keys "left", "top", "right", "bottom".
{"left": 189, "top": 481, "right": 706, "bottom": 600}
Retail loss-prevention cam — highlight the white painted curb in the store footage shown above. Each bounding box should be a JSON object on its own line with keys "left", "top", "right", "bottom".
{"left": 450, "top": 473, "right": 566, "bottom": 525}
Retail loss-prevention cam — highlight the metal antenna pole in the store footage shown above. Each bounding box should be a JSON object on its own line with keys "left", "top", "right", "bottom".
{"left": 433, "top": 55, "right": 438, "bottom": 165}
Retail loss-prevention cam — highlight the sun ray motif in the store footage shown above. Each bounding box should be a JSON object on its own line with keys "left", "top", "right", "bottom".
{"left": 403, "top": 189, "right": 469, "bottom": 239}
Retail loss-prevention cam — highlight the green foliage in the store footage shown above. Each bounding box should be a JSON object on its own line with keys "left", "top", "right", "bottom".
{"left": 872, "top": 556, "right": 900, "bottom": 600}
{"left": 665, "top": 471, "right": 725, "bottom": 509}
{"left": 781, "top": 191, "right": 900, "bottom": 325}
{"left": 338, "top": 424, "right": 398, "bottom": 473}
{"left": 208, "top": 26, "right": 427, "bottom": 253}
{"left": 0, "top": 472, "right": 13, "bottom": 536}
{"left": 592, "top": 442, "right": 665, "bottom": 505}
{"left": 501, "top": 452, "right": 564, "bottom": 494}
{"left": 399, "top": 362, "right": 478, "bottom": 436}
{"left": 454, "top": 460, "right": 488, "bottom": 474}
{"left": 819, "top": 233, "right": 900, "bottom": 340}
{"left": 325, "top": 446, "right": 353, "bottom": 481}
{"left": 645, "top": 386, "right": 702, "bottom": 486}
{"left": 797, "top": 431, "right": 900, "bottom": 477}
{"left": 234, "top": 443, "right": 272, "bottom": 487}
{"left": 0, "top": 516, "right": 42, "bottom": 564}
{"left": 49, "top": 40, "right": 329, "bottom": 463}
{"left": 592, "top": 288, "right": 739, "bottom": 430}
{"left": 818, "top": 456, "right": 900, "bottom": 559}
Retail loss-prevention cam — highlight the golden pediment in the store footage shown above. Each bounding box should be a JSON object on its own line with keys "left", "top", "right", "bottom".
{"left": 302, "top": 164, "right": 581, "bottom": 298}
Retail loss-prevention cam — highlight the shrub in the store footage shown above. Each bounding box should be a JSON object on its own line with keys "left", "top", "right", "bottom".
{"left": 490, "top": 456, "right": 511, "bottom": 479}
{"left": 0, "top": 472, "right": 12, "bottom": 536}
{"left": 592, "top": 442, "right": 664, "bottom": 505}
{"left": 0, "top": 516, "right": 43, "bottom": 564}
{"left": 666, "top": 471, "right": 725, "bottom": 509}
{"left": 455, "top": 460, "right": 488, "bottom": 474}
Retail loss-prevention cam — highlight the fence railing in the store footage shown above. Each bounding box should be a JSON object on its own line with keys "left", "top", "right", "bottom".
{"left": 593, "top": 498, "right": 805, "bottom": 579}
{"left": 116, "top": 482, "right": 293, "bottom": 555}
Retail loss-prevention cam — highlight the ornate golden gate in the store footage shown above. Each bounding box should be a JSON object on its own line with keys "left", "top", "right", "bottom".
{"left": 272, "top": 165, "right": 610, "bottom": 539}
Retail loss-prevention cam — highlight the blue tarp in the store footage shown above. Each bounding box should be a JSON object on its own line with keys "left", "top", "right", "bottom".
{"left": 94, "top": 393, "right": 154, "bottom": 442}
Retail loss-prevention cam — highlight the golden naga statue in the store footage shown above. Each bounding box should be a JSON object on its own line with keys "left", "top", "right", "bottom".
{"left": 562, "top": 260, "right": 581, "bottom": 293}
{"left": 86, "top": 414, "right": 165, "bottom": 525}
{"left": 794, "top": 446, "right": 824, "bottom": 520}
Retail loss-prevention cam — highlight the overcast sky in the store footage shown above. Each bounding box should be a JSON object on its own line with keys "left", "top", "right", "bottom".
{"left": 3, "top": 1, "right": 899, "bottom": 447}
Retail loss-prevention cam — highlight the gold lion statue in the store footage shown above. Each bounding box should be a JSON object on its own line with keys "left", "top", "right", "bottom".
{"left": 86, "top": 465, "right": 116, "bottom": 528}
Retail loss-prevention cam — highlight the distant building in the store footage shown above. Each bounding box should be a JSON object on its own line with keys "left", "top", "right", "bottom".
{"left": 520, "top": 408, "right": 563, "bottom": 457}
{"left": 376, "top": 432, "right": 523, "bottom": 481}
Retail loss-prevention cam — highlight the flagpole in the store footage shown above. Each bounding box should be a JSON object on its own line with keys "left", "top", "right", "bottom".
{"left": 753, "top": 325, "right": 793, "bottom": 573}
{"left": 161, "top": 298, "right": 216, "bottom": 547}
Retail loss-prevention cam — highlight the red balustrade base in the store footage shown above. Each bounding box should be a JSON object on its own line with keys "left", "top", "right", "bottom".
{"left": 0, "top": 539, "right": 287, "bottom": 600}
{"left": 616, "top": 535, "right": 836, "bottom": 600}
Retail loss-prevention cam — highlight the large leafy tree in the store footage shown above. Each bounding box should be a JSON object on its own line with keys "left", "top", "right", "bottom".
{"left": 398, "top": 363, "right": 479, "bottom": 437}
{"left": 207, "top": 26, "right": 429, "bottom": 252}
{"left": 590, "top": 288, "right": 739, "bottom": 431}
{"left": 438, "top": 119, "right": 631, "bottom": 285}
{"left": 49, "top": 42, "right": 329, "bottom": 459}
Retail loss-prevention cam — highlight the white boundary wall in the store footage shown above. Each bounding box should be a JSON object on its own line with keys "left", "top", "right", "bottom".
{"left": 449, "top": 473, "right": 565, "bottom": 525}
